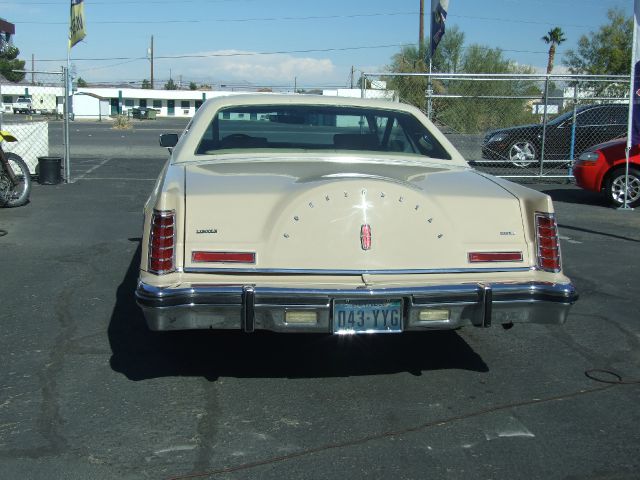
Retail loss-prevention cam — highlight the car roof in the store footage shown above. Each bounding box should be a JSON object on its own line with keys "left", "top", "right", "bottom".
{"left": 196, "top": 94, "right": 422, "bottom": 116}
{"left": 172, "top": 94, "right": 468, "bottom": 165}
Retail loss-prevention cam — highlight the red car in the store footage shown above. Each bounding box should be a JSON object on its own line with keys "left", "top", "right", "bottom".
{"left": 573, "top": 138, "right": 640, "bottom": 208}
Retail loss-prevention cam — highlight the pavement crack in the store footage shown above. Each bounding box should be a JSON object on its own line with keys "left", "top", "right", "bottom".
{"left": 35, "top": 286, "right": 76, "bottom": 456}
{"left": 192, "top": 380, "right": 221, "bottom": 473}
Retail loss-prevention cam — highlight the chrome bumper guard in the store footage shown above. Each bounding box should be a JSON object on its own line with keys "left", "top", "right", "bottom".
{"left": 135, "top": 281, "right": 578, "bottom": 333}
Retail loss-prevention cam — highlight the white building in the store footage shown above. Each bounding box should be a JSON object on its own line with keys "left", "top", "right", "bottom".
{"left": 1, "top": 84, "right": 397, "bottom": 120}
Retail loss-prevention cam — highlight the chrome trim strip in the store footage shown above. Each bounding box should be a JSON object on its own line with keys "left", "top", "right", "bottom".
{"left": 136, "top": 280, "right": 578, "bottom": 332}
{"left": 136, "top": 281, "right": 578, "bottom": 307}
{"left": 182, "top": 266, "right": 533, "bottom": 275}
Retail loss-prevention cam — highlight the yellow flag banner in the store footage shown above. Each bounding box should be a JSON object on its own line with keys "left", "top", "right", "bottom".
{"left": 69, "top": 0, "right": 86, "bottom": 49}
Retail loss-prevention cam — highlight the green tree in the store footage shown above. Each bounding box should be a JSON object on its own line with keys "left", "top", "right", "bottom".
{"left": 141, "top": 79, "right": 152, "bottom": 89}
{"left": 164, "top": 78, "right": 177, "bottom": 90}
{"left": 384, "top": 26, "right": 465, "bottom": 110}
{"left": 386, "top": 30, "right": 538, "bottom": 132}
{"left": 542, "top": 27, "right": 566, "bottom": 74}
{"left": 0, "top": 45, "right": 26, "bottom": 83}
{"left": 76, "top": 76, "right": 88, "bottom": 87}
{"left": 431, "top": 25, "right": 465, "bottom": 73}
{"left": 563, "top": 8, "right": 632, "bottom": 75}
{"left": 440, "top": 45, "right": 538, "bottom": 133}
{"left": 188, "top": 81, "right": 197, "bottom": 90}
{"left": 385, "top": 44, "right": 428, "bottom": 109}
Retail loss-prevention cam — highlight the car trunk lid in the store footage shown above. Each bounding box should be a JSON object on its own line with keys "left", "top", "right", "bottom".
{"left": 183, "top": 158, "right": 530, "bottom": 272}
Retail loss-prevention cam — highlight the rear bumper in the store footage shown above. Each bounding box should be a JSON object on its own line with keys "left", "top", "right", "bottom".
{"left": 135, "top": 280, "right": 578, "bottom": 333}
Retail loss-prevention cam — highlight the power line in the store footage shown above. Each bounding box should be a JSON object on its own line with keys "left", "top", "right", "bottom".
{"left": 14, "top": 12, "right": 417, "bottom": 25}
{"left": 37, "top": 42, "right": 572, "bottom": 65}
{"left": 448, "top": 13, "right": 597, "bottom": 29}
{"left": 10, "top": 10, "right": 601, "bottom": 29}
{"left": 35, "top": 43, "right": 415, "bottom": 63}
{"left": 1, "top": 0, "right": 258, "bottom": 4}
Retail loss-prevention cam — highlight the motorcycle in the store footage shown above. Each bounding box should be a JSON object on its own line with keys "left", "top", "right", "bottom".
{"left": 0, "top": 130, "right": 31, "bottom": 208}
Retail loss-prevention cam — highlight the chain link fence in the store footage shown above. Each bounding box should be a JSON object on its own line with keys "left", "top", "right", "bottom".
{"left": 0, "top": 71, "right": 66, "bottom": 176}
{"left": 362, "top": 73, "right": 629, "bottom": 179}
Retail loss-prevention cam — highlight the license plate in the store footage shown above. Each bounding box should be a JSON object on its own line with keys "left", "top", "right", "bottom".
{"left": 333, "top": 299, "right": 403, "bottom": 334}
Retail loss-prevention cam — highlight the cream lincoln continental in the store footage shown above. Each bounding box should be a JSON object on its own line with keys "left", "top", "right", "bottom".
{"left": 135, "top": 95, "right": 578, "bottom": 334}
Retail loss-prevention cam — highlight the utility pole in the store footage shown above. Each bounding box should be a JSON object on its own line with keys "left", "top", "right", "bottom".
{"left": 31, "top": 54, "right": 35, "bottom": 84}
{"left": 419, "top": 0, "right": 425, "bottom": 56}
{"left": 149, "top": 35, "right": 154, "bottom": 89}
{"left": 350, "top": 65, "right": 354, "bottom": 89}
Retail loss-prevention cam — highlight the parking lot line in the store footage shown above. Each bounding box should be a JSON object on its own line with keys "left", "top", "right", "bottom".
{"left": 73, "top": 157, "right": 112, "bottom": 181}
{"left": 77, "top": 177, "right": 156, "bottom": 181}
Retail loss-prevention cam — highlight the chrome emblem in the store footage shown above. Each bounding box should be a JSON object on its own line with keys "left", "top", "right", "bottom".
{"left": 360, "top": 224, "right": 372, "bottom": 250}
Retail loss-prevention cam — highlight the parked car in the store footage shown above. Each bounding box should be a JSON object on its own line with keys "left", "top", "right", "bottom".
{"left": 135, "top": 95, "right": 577, "bottom": 335}
{"left": 482, "top": 104, "right": 628, "bottom": 167}
{"left": 574, "top": 137, "right": 640, "bottom": 208}
{"left": 12, "top": 97, "right": 34, "bottom": 114}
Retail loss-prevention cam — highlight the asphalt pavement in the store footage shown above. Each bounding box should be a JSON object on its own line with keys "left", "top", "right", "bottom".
{"left": 1, "top": 125, "right": 639, "bottom": 479}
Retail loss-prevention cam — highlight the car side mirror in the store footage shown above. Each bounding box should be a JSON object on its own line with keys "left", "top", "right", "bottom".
{"left": 159, "top": 133, "right": 179, "bottom": 148}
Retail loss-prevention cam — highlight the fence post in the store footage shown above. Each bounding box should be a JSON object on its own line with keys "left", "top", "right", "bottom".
{"left": 539, "top": 74, "right": 550, "bottom": 176}
{"left": 568, "top": 79, "right": 579, "bottom": 177}
{"left": 427, "top": 66, "right": 433, "bottom": 120}
{"left": 63, "top": 65, "right": 71, "bottom": 183}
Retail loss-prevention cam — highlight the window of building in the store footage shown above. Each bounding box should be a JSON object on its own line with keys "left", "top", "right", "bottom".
{"left": 139, "top": 99, "right": 147, "bottom": 108}
{"left": 153, "top": 100, "right": 162, "bottom": 109}
{"left": 2, "top": 96, "right": 12, "bottom": 104}
{"left": 124, "top": 99, "right": 134, "bottom": 107}
{"left": 181, "top": 100, "right": 190, "bottom": 109}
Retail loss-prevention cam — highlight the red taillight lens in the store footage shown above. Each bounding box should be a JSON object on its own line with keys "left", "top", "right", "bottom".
{"left": 192, "top": 251, "right": 256, "bottom": 263}
{"left": 535, "top": 212, "right": 561, "bottom": 272}
{"left": 148, "top": 209, "right": 176, "bottom": 274}
{"left": 468, "top": 252, "right": 523, "bottom": 263}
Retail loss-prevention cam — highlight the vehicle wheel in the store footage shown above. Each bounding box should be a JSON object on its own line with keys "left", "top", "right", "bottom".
{"left": 605, "top": 166, "right": 640, "bottom": 208}
{"left": 0, "top": 153, "right": 31, "bottom": 208}
{"left": 508, "top": 140, "right": 537, "bottom": 168}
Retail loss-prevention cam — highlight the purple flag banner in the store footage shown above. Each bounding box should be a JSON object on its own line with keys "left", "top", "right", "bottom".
{"left": 632, "top": 0, "right": 640, "bottom": 146}
{"left": 430, "top": 0, "right": 449, "bottom": 58}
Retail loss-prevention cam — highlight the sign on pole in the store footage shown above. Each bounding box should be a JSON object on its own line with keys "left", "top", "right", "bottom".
{"left": 69, "top": 0, "right": 86, "bottom": 49}
{"left": 430, "top": 0, "right": 449, "bottom": 58}
{"left": 623, "top": 0, "right": 640, "bottom": 208}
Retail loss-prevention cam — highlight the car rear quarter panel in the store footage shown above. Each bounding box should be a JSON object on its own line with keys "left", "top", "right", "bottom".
{"left": 140, "top": 160, "right": 185, "bottom": 286}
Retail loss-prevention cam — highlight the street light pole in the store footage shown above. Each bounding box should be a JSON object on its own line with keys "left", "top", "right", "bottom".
{"left": 150, "top": 35, "right": 154, "bottom": 89}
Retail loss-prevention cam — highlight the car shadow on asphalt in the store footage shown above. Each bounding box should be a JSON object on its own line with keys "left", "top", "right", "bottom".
{"left": 108, "top": 244, "right": 488, "bottom": 382}
{"left": 541, "top": 187, "right": 607, "bottom": 207}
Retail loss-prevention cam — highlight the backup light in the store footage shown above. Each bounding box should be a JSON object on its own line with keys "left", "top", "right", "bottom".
{"left": 148, "top": 209, "right": 176, "bottom": 274}
{"left": 285, "top": 311, "right": 318, "bottom": 324}
{"left": 418, "top": 309, "right": 450, "bottom": 322}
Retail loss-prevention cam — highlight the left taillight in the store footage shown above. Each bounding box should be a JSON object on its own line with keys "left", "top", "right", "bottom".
{"left": 535, "top": 212, "right": 561, "bottom": 272}
{"left": 148, "top": 209, "right": 175, "bottom": 274}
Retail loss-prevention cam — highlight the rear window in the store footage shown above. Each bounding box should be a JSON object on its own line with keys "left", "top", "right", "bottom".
{"left": 195, "top": 104, "right": 451, "bottom": 160}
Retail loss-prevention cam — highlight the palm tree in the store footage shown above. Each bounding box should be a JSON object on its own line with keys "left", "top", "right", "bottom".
{"left": 542, "top": 27, "right": 566, "bottom": 74}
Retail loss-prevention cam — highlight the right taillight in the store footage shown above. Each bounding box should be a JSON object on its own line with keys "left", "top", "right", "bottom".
{"left": 535, "top": 212, "right": 561, "bottom": 272}
{"left": 148, "top": 209, "right": 175, "bottom": 274}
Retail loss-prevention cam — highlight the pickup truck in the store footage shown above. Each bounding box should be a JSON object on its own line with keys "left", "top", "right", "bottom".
{"left": 12, "top": 97, "right": 34, "bottom": 114}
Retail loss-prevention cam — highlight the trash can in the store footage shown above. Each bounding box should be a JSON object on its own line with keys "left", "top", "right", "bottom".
{"left": 37, "top": 156, "right": 62, "bottom": 185}
{"left": 147, "top": 108, "right": 157, "bottom": 120}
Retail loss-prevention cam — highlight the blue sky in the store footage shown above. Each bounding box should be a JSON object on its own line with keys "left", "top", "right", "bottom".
{"left": 2, "top": 0, "right": 633, "bottom": 88}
